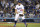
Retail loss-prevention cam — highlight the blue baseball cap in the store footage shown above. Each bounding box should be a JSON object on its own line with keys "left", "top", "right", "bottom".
{"left": 18, "top": 1, "right": 21, "bottom": 3}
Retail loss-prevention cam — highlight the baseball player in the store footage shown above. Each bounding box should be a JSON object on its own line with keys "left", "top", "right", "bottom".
{"left": 14, "top": 1, "right": 27, "bottom": 27}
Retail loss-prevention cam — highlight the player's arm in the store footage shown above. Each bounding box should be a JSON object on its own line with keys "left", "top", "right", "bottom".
{"left": 15, "top": 9, "right": 17, "bottom": 14}
{"left": 22, "top": 5, "right": 24, "bottom": 14}
{"left": 15, "top": 5, "right": 18, "bottom": 14}
{"left": 23, "top": 9, "right": 24, "bottom": 14}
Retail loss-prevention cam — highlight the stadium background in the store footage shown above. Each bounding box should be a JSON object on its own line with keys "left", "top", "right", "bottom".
{"left": 0, "top": 0, "right": 40, "bottom": 23}
{"left": 0, "top": 0, "right": 40, "bottom": 27}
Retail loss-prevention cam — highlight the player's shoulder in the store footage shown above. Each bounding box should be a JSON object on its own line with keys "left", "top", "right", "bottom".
{"left": 21, "top": 4, "right": 24, "bottom": 6}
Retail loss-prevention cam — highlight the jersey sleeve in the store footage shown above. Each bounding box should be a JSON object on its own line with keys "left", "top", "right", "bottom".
{"left": 15, "top": 5, "right": 17, "bottom": 9}
{"left": 22, "top": 5, "right": 24, "bottom": 9}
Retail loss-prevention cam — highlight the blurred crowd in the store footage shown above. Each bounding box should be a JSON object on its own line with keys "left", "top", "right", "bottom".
{"left": 0, "top": 0, "right": 40, "bottom": 18}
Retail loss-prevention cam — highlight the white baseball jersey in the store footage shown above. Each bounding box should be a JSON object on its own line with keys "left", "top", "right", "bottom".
{"left": 15, "top": 4, "right": 24, "bottom": 14}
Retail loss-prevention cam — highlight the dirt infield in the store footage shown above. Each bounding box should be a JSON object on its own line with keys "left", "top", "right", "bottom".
{"left": 0, "top": 22, "right": 13, "bottom": 27}
{"left": 0, "top": 24, "right": 19, "bottom": 27}
{"left": 0, "top": 26, "right": 13, "bottom": 27}
{"left": 0, "top": 22, "right": 23, "bottom": 27}
{"left": 0, "top": 22, "right": 40, "bottom": 24}
{"left": 0, "top": 22, "right": 40, "bottom": 27}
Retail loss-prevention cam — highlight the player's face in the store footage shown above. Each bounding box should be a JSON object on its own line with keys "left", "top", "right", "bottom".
{"left": 18, "top": 3, "right": 21, "bottom": 5}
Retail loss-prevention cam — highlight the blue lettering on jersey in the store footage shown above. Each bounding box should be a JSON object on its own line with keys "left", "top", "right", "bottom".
{"left": 17, "top": 8, "right": 22, "bottom": 10}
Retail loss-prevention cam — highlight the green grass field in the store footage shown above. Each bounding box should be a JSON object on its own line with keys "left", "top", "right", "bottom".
{"left": 0, "top": 22, "right": 40, "bottom": 27}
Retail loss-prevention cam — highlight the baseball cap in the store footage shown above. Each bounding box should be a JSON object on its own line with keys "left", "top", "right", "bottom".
{"left": 18, "top": 1, "right": 21, "bottom": 3}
